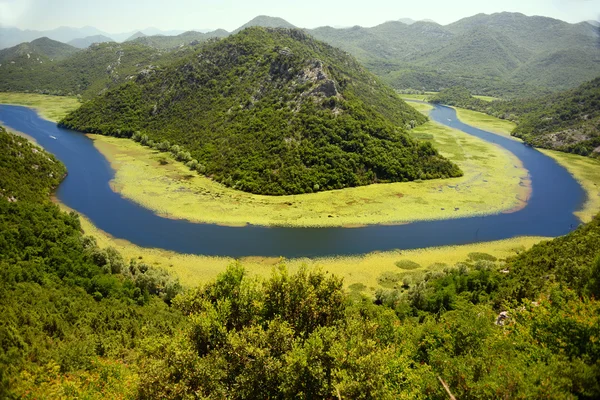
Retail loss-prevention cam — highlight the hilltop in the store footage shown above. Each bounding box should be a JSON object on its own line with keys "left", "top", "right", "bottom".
{"left": 0, "top": 37, "right": 79, "bottom": 64}
{"left": 60, "top": 27, "right": 461, "bottom": 195}
{"left": 232, "top": 15, "right": 297, "bottom": 34}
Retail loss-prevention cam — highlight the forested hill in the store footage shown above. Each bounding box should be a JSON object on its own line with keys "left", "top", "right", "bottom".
{"left": 60, "top": 27, "right": 461, "bottom": 195}
{"left": 0, "top": 41, "right": 170, "bottom": 99}
{"left": 430, "top": 78, "right": 600, "bottom": 156}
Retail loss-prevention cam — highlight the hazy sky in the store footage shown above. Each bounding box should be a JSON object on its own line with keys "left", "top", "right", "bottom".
{"left": 1, "top": 0, "right": 598, "bottom": 32}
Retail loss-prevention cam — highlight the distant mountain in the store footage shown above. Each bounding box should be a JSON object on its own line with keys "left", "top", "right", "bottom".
{"left": 0, "top": 26, "right": 210, "bottom": 49}
{"left": 125, "top": 31, "right": 147, "bottom": 42}
{"left": 131, "top": 29, "right": 229, "bottom": 49}
{"left": 68, "top": 35, "right": 115, "bottom": 48}
{"left": 0, "top": 41, "right": 169, "bottom": 98}
{"left": 398, "top": 18, "right": 437, "bottom": 25}
{"left": 232, "top": 15, "right": 296, "bottom": 34}
{"left": 59, "top": 27, "right": 461, "bottom": 195}
{"left": 308, "top": 12, "right": 600, "bottom": 95}
{"left": 587, "top": 20, "right": 600, "bottom": 27}
{"left": 445, "top": 12, "right": 597, "bottom": 53}
{"left": 0, "top": 37, "right": 79, "bottom": 65}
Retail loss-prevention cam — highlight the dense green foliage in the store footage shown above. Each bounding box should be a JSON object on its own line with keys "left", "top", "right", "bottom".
{"left": 0, "top": 127, "right": 184, "bottom": 397}
{"left": 59, "top": 28, "right": 461, "bottom": 195}
{"left": 431, "top": 78, "right": 600, "bottom": 156}
{"left": 137, "top": 211, "right": 600, "bottom": 398}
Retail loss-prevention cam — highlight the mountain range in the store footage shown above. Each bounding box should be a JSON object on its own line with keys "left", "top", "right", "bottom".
{"left": 1, "top": 13, "right": 598, "bottom": 97}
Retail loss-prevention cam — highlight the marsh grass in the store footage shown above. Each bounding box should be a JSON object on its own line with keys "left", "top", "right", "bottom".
{"left": 90, "top": 117, "right": 528, "bottom": 228}
{"left": 63, "top": 204, "right": 547, "bottom": 293}
{"left": 539, "top": 149, "right": 600, "bottom": 223}
{"left": 0, "top": 92, "right": 80, "bottom": 122}
{"left": 453, "top": 107, "right": 518, "bottom": 138}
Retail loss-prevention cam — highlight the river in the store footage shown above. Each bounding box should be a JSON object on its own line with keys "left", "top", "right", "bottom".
{"left": 0, "top": 104, "right": 585, "bottom": 257}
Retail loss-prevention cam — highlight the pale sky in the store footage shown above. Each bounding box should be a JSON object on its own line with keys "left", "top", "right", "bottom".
{"left": 1, "top": 0, "right": 598, "bottom": 32}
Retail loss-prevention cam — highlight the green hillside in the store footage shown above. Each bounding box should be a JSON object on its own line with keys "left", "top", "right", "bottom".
{"left": 0, "top": 37, "right": 79, "bottom": 64}
{"left": 512, "top": 77, "right": 600, "bottom": 155}
{"left": 0, "top": 41, "right": 167, "bottom": 98}
{"left": 60, "top": 27, "right": 461, "bottom": 195}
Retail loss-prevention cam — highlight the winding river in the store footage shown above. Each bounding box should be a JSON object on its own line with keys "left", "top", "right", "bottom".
{"left": 0, "top": 104, "right": 585, "bottom": 257}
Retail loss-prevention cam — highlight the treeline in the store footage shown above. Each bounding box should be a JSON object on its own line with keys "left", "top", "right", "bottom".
{"left": 59, "top": 28, "right": 462, "bottom": 196}
{"left": 430, "top": 78, "right": 600, "bottom": 157}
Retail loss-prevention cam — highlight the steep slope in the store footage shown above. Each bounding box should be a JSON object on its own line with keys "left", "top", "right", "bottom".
{"left": 0, "top": 37, "right": 79, "bottom": 64}
{"left": 60, "top": 28, "right": 461, "bottom": 195}
{"left": 68, "top": 34, "right": 115, "bottom": 48}
{"left": 232, "top": 16, "right": 296, "bottom": 34}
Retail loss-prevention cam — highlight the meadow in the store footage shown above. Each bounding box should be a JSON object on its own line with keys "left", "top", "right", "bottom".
{"left": 0, "top": 92, "right": 80, "bottom": 121}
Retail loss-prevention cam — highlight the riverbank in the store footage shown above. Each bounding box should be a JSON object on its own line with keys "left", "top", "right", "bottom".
{"left": 90, "top": 117, "right": 528, "bottom": 227}
{"left": 0, "top": 92, "right": 79, "bottom": 122}
{"left": 449, "top": 102, "right": 600, "bottom": 222}
{"left": 64, "top": 202, "right": 547, "bottom": 291}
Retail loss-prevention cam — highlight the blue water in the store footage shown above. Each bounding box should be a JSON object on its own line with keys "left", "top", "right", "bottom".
{"left": 0, "top": 104, "right": 585, "bottom": 257}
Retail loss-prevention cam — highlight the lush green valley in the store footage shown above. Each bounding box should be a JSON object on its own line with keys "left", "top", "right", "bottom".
{"left": 2, "top": 8, "right": 600, "bottom": 399}
{"left": 59, "top": 28, "right": 461, "bottom": 195}
{"left": 430, "top": 77, "right": 600, "bottom": 156}
{"left": 2, "top": 121, "right": 599, "bottom": 398}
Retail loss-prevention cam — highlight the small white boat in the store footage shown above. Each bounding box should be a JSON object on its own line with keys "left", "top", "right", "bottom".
{"left": 50, "top": 135, "right": 57, "bottom": 139}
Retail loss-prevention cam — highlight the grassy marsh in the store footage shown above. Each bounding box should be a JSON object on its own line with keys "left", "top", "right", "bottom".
{"left": 453, "top": 107, "right": 518, "bottom": 138}
{"left": 69, "top": 205, "right": 547, "bottom": 291}
{"left": 91, "top": 118, "right": 528, "bottom": 227}
{"left": 539, "top": 149, "right": 600, "bottom": 223}
{"left": 0, "top": 92, "right": 80, "bottom": 122}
